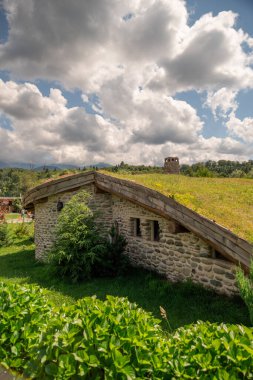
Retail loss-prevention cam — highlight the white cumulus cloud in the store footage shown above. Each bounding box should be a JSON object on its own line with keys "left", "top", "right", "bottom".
{"left": 0, "top": 0, "right": 253, "bottom": 164}
{"left": 205, "top": 88, "right": 238, "bottom": 120}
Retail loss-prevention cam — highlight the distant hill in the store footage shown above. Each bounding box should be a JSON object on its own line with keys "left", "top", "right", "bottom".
{"left": 0, "top": 161, "right": 112, "bottom": 170}
{"left": 34, "top": 165, "right": 60, "bottom": 171}
{"left": 0, "top": 161, "right": 80, "bottom": 170}
{"left": 34, "top": 164, "right": 79, "bottom": 171}
{"left": 0, "top": 161, "right": 34, "bottom": 169}
{"left": 87, "top": 162, "right": 112, "bottom": 169}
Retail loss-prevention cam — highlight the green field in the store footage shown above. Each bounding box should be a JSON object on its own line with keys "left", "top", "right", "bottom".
{"left": 0, "top": 225, "right": 250, "bottom": 330}
{"left": 102, "top": 172, "right": 253, "bottom": 243}
{"left": 4, "top": 213, "right": 20, "bottom": 221}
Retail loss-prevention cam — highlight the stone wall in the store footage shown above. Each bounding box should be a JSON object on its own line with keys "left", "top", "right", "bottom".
{"left": 34, "top": 186, "right": 238, "bottom": 295}
{"left": 111, "top": 196, "right": 237, "bottom": 296}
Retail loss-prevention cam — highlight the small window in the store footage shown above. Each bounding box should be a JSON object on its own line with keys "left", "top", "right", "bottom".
{"left": 131, "top": 218, "right": 141, "bottom": 237}
{"left": 150, "top": 220, "right": 160, "bottom": 241}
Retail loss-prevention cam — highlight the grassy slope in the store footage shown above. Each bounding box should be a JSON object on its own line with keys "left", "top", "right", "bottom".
{"left": 0, "top": 225, "right": 250, "bottom": 330}
{"left": 102, "top": 172, "right": 253, "bottom": 243}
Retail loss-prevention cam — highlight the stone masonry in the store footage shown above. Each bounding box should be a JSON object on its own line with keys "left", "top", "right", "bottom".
{"left": 164, "top": 157, "right": 180, "bottom": 174}
{"left": 34, "top": 184, "right": 238, "bottom": 296}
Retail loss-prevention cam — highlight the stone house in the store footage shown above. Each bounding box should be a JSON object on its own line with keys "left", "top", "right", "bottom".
{"left": 23, "top": 171, "right": 252, "bottom": 296}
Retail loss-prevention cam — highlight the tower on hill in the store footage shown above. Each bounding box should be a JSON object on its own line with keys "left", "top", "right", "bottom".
{"left": 164, "top": 157, "right": 180, "bottom": 174}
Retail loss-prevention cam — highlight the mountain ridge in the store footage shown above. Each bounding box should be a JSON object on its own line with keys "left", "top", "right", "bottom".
{"left": 0, "top": 161, "right": 112, "bottom": 170}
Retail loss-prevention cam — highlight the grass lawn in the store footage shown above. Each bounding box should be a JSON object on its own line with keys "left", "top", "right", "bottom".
{"left": 0, "top": 225, "right": 250, "bottom": 330}
{"left": 102, "top": 171, "right": 253, "bottom": 243}
{"left": 4, "top": 213, "right": 20, "bottom": 221}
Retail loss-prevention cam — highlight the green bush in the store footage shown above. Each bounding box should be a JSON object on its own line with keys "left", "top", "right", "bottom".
{"left": 1, "top": 282, "right": 253, "bottom": 379}
{"left": 94, "top": 225, "right": 129, "bottom": 277}
{"left": 49, "top": 191, "right": 128, "bottom": 282}
{"left": 237, "top": 262, "right": 253, "bottom": 324}
{"left": 14, "top": 222, "right": 32, "bottom": 238}
{"left": 12, "top": 222, "right": 34, "bottom": 245}
{"left": 0, "top": 222, "right": 8, "bottom": 246}
{"left": 0, "top": 282, "right": 52, "bottom": 371}
{"left": 12, "top": 198, "right": 22, "bottom": 213}
{"left": 0, "top": 223, "right": 12, "bottom": 247}
{"left": 168, "top": 321, "right": 253, "bottom": 379}
{"left": 31, "top": 296, "right": 167, "bottom": 379}
{"left": 0, "top": 282, "right": 168, "bottom": 379}
{"left": 49, "top": 191, "right": 108, "bottom": 282}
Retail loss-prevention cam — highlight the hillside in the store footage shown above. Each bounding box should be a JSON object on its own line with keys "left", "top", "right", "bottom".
{"left": 102, "top": 171, "right": 253, "bottom": 243}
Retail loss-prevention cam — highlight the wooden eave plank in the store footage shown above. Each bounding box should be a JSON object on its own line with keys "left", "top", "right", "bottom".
{"left": 23, "top": 172, "right": 95, "bottom": 206}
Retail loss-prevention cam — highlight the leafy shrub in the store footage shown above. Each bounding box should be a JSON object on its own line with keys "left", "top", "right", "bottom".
{"left": 195, "top": 166, "right": 214, "bottom": 177}
{"left": 0, "top": 282, "right": 52, "bottom": 371}
{"left": 1, "top": 282, "right": 253, "bottom": 379}
{"left": 13, "top": 222, "right": 34, "bottom": 244}
{"left": 49, "top": 191, "right": 108, "bottom": 282}
{"left": 12, "top": 198, "right": 22, "bottom": 212}
{"left": 237, "top": 262, "right": 253, "bottom": 324}
{"left": 94, "top": 225, "right": 129, "bottom": 277}
{"left": 230, "top": 169, "right": 246, "bottom": 178}
{"left": 168, "top": 321, "right": 253, "bottom": 379}
{"left": 49, "top": 191, "right": 128, "bottom": 282}
{"left": 14, "top": 222, "right": 31, "bottom": 237}
{"left": 0, "top": 282, "right": 168, "bottom": 379}
{"left": 247, "top": 168, "right": 253, "bottom": 179}
{"left": 31, "top": 296, "right": 167, "bottom": 379}
{"left": 0, "top": 223, "right": 12, "bottom": 247}
{"left": 0, "top": 222, "right": 8, "bottom": 246}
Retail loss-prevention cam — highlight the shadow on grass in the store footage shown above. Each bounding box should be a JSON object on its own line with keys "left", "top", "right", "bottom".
{"left": 0, "top": 247, "right": 250, "bottom": 330}
{"left": 12, "top": 238, "right": 34, "bottom": 247}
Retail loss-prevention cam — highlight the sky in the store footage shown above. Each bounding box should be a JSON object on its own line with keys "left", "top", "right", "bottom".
{"left": 0, "top": 0, "right": 253, "bottom": 166}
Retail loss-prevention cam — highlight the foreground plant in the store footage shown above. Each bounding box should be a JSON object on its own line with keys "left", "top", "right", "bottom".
{"left": 160, "top": 306, "right": 172, "bottom": 333}
{"left": 1, "top": 282, "right": 253, "bottom": 379}
{"left": 14, "top": 222, "right": 33, "bottom": 239}
{"left": 0, "top": 222, "right": 12, "bottom": 247}
{"left": 49, "top": 191, "right": 109, "bottom": 282}
{"left": 237, "top": 261, "right": 253, "bottom": 324}
{"left": 49, "top": 191, "right": 128, "bottom": 282}
{"left": 94, "top": 225, "right": 129, "bottom": 277}
{"left": 0, "top": 282, "right": 52, "bottom": 371}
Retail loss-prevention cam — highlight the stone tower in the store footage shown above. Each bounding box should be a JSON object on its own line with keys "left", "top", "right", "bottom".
{"left": 164, "top": 157, "right": 180, "bottom": 174}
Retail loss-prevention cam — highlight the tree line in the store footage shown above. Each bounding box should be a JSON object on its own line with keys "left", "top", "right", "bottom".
{"left": 0, "top": 168, "right": 80, "bottom": 197}
{"left": 1, "top": 160, "right": 252, "bottom": 196}
{"left": 106, "top": 161, "right": 164, "bottom": 174}
{"left": 106, "top": 160, "right": 253, "bottom": 178}
{"left": 180, "top": 160, "right": 253, "bottom": 178}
